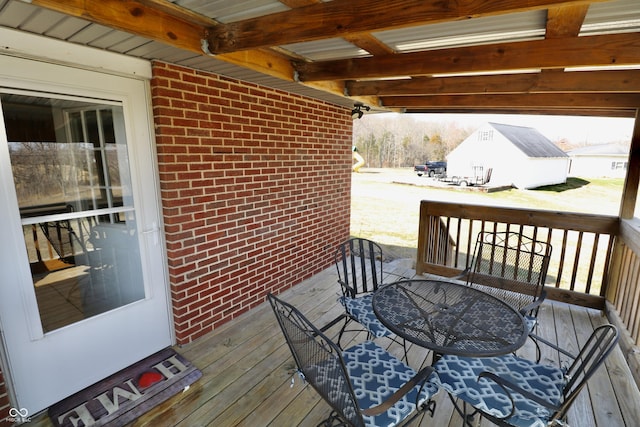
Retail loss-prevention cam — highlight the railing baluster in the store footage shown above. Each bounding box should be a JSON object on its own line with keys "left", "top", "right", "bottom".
{"left": 454, "top": 217, "right": 461, "bottom": 268}
{"left": 570, "top": 231, "right": 584, "bottom": 291}
{"left": 618, "top": 247, "right": 635, "bottom": 323}
{"left": 628, "top": 255, "right": 640, "bottom": 340}
{"left": 557, "top": 230, "right": 568, "bottom": 289}
{"left": 585, "top": 234, "right": 599, "bottom": 294}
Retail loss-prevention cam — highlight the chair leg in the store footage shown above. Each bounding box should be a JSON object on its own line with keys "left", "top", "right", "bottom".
{"left": 419, "top": 349, "right": 434, "bottom": 369}
{"left": 531, "top": 335, "right": 542, "bottom": 363}
{"left": 336, "top": 315, "right": 352, "bottom": 350}
{"left": 318, "top": 410, "right": 349, "bottom": 427}
{"left": 528, "top": 321, "right": 542, "bottom": 363}
{"left": 448, "top": 394, "right": 479, "bottom": 427}
{"left": 421, "top": 398, "right": 437, "bottom": 417}
{"left": 394, "top": 338, "right": 411, "bottom": 363}
{"left": 512, "top": 335, "right": 542, "bottom": 362}
{"left": 336, "top": 314, "right": 377, "bottom": 350}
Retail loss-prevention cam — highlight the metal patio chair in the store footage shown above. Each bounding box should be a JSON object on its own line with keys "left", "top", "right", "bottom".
{"left": 459, "top": 231, "right": 552, "bottom": 360}
{"left": 268, "top": 293, "right": 439, "bottom": 427}
{"left": 333, "top": 238, "right": 407, "bottom": 357}
{"left": 433, "top": 324, "right": 619, "bottom": 427}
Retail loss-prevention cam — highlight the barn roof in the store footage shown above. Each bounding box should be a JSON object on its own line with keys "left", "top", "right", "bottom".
{"left": 489, "top": 123, "right": 569, "bottom": 158}
{"left": 568, "top": 142, "right": 630, "bottom": 155}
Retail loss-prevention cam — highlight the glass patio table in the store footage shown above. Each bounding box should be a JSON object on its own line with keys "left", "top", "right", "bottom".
{"left": 372, "top": 279, "right": 528, "bottom": 357}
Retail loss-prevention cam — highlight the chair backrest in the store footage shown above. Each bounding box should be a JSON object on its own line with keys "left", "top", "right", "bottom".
{"left": 335, "top": 238, "right": 384, "bottom": 298}
{"left": 39, "top": 220, "right": 88, "bottom": 264}
{"left": 267, "top": 293, "right": 365, "bottom": 427}
{"left": 466, "top": 231, "right": 551, "bottom": 315}
{"left": 555, "top": 324, "right": 619, "bottom": 421}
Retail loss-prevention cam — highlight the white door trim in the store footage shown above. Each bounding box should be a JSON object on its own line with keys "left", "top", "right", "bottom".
{"left": 0, "top": 34, "right": 174, "bottom": 414}
{"left": 0, "top": 27, "right": 152, "bottom": 79}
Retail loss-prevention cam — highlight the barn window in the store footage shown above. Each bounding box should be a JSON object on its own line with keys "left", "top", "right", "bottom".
{"left": 478, "top": 130, "right": 493, "bottom": 141}
{"left": 611, "top": 161, "right": 627, "bottom": 170}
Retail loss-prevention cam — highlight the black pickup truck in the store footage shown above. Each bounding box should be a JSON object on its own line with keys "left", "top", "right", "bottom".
{"left": 414, "top": 161, "right": 447, "bottom": 177}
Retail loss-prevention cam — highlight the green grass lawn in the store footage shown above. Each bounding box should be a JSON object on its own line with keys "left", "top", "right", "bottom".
{"left": 350, "top": 169, "right": 626, "bottom": 260}
{"left": 486, "top": 177, "right": 625, "bottom": 214}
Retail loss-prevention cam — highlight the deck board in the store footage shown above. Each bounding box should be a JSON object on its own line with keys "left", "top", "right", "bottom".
{"left": 30, "top": 262, "right": 640, "bottom": 427}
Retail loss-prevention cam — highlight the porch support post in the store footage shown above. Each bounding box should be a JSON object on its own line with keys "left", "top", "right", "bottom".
{"left": 620, "top": 108, "right": 640, "bottom": 219}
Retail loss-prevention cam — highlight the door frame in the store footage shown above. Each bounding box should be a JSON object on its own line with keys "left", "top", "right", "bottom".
{"left": 0, "top": 29, "right": 174, "bottom": 413}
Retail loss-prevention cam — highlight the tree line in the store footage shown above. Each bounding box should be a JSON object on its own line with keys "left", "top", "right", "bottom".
{"left": 352, "top": 114, "right": 474, "bottom": 168}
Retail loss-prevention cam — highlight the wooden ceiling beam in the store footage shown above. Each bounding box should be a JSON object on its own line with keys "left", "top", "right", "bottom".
{"left": 381, "top": 93, "right": 640, "bottom": 109}
{"left": 29, "top": 0, "right": 203, "bottom": 52}
{"left": 278, "top": 0, "right": 320, "bottom": 7}
{"left": 26, "top": 0, "right": 639, "bottom": 116}
{"left": 545, "top": 4, "right": 590, "bottom": 38}
{"left": 402, "top": 108, "right": 637, "bottom": 117}
{"left": 279, "top": 0, "right": 394, "bottom": 55}
{"left": 28, "top": 0, "right": 299, "bottom": 83}
{"left": 343, "top": 34, "right": 396, "bottom": 56}
{"left": 206, "top": 0, "right": 608, "bottom": 54}
{"left": 542, "top": 4, "right": 590, "bottom": 74}
{"left": 347, "top": 70, "right": 640, "bottom": 96}
{"left": 296, "top": 32, "right": 640, "bottom": 81}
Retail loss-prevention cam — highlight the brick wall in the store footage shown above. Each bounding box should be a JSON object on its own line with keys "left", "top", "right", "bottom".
{"left": 151, "top": 61, "right": 353, "bottom": 344}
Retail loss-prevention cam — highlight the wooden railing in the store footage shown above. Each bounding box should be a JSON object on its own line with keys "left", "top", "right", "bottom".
{"left": 417, "top": 200, "right": 620, "bottom": 309}
{"left": 416, "top": 200, "right": 640, "bottom": 387}
{"left": 605, "top": 218, "right": 640, "bottom": 384}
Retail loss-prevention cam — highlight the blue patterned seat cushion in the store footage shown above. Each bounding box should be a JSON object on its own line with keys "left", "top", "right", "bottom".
{"left": 339, "top": 294, "right": 392, "bottom": 338}
{"left": 343, "top": 341, "right": 439, "bottom": 427}
{"left": 434, "top": 354, "right": 565, "bottom": 427}
{"left": 470, "top": 285, "right": 541, "bottom": 333}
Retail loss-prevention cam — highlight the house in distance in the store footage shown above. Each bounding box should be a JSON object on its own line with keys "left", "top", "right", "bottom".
{"left": 567, "top": 143, "right": 629, "bottom": 178}
{"left": 447, "top": 122, "right": 569, "bottom": 189}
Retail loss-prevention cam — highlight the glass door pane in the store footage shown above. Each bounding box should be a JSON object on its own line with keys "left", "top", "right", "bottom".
{"left": 2, "top": 92, "right": 145, "bottom": 332}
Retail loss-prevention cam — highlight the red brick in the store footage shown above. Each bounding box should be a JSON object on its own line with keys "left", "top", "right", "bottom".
{"left": 152, "top": 61, "right": 352, "bottom": 345}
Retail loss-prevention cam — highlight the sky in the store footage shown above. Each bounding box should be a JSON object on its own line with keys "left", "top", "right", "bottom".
{"left": 379, "top": 112, "right": 635, "bottom": 145}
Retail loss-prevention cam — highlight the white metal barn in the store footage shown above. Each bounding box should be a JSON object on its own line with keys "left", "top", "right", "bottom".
{"left": 446, "top": 122, "right": 569, "bottom": 189}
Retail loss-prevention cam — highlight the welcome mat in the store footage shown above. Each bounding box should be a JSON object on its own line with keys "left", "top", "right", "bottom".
{"left": 49, "top": 347, "right": 202, "bottom": 427}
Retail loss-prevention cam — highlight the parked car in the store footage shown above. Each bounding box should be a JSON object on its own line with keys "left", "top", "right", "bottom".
{"left": 414, "top": 161, "right": 447, "bottom": 177}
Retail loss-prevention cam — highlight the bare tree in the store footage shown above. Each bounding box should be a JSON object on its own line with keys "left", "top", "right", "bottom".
{"left": 353, "top": 115, "right": 473, "bottom": 168}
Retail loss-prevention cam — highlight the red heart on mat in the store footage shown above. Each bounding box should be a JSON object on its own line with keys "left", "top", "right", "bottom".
{"left": 138, "top": 371, "right": 164, "bottom": 388}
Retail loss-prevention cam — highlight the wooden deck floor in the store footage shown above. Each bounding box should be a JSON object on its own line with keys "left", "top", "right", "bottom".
{"left": 32, "top": 260, "right": 640, "bottom": 426}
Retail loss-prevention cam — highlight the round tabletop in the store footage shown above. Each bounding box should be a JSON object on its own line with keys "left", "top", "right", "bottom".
{"left": 372, "top": 279, "right": 528, "bottom": 357}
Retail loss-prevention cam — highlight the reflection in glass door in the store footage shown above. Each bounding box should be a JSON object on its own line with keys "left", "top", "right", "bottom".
{"left": 2, "top": 92, "right": 145, "bottom": 332}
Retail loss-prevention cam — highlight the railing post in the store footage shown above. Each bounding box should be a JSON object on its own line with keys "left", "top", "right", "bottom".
{"left": 620, "top": 108, "right": 640, "bottom": 219}
{"left": 416, "top": 201, "right": 428, "bottom": 275}
{"left": 606, "top": 238, "right": 624, "bottom": 303}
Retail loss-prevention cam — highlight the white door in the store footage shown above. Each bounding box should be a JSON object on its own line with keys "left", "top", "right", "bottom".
{"left": 0, "top": 56, "right": 172, "bottom": 414}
